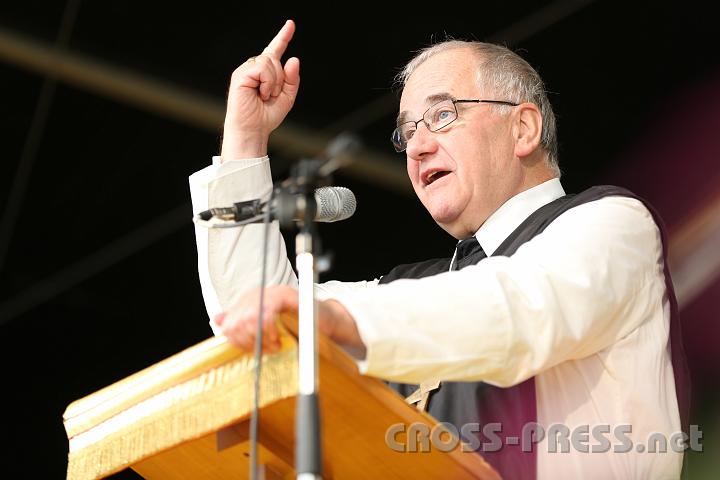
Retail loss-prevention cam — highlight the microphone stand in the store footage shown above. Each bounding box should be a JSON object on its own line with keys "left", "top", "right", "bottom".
{"left": 195, "top": 133, "right": 360, "bottom": 480}
{"left": 277, "top": 134, "right": 360, "bottom": 480}
{"left": 289, "top": 159, "right": 324, "bottom": 480}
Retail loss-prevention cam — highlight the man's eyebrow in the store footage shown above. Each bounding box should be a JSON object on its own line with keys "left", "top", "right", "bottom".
{"left": 396, "top": 92, "right": 455, "bottom": 126}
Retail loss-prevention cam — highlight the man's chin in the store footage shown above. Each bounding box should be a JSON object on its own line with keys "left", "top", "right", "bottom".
{"left": 426, "top": 205, "right": 477, "bottom": 239}
{"left": 429, "top": 209, "right": 460, "bottom": 233}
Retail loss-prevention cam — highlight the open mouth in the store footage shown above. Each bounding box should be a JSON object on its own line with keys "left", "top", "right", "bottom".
{"left": 426, "top": 170, "right": 450, "bottom": 185}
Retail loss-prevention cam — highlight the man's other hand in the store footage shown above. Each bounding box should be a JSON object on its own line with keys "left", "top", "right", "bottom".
{"left": 215, "top": 285, "right": 366, "bottom": 356}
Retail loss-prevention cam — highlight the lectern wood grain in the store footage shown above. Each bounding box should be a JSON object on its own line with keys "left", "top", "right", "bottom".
{"left": 63, "top": 315, "right": 499, "bottom": 479}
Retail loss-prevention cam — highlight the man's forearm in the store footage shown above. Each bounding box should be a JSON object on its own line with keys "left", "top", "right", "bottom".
{"left": 189, "top": 156, "right": 297, "bottom": 330}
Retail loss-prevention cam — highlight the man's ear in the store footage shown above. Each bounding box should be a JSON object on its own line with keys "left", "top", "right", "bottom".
{"left": 513, "top": 103, "right": 543, "bottom": 158}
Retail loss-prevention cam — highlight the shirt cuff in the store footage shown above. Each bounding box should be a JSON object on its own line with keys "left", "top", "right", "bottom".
{"left": 318, "top": 289, "right": 391, "bottom": 376}
{"left": 211, "top": 155, "right": 268, "bottom": 166}
{"left": 191, "top": 155, "right": 269, "bottom": 182}
{"left": 189, "top": 156, "right": 271, "bottom": 213}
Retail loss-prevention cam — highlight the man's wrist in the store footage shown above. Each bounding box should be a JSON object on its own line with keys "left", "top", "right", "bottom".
{"left": 321, "top": 299, "right": 366, "bottom": 355}
{"left": 219, "top": 131, "right": 268, "bottom": 162}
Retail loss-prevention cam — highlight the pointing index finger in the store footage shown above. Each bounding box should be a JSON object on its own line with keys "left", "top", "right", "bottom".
{"left": 262, "top": 19, "right": 295, "bottom": 59}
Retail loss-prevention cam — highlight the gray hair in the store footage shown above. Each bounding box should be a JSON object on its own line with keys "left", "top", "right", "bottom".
{"left": 395, "top": 40, "right": 560, "bottom": 176}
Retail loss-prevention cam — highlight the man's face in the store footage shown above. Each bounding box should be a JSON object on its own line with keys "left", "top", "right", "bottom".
{"left": 399, "top": 47, "right": 521, "bottom": 239}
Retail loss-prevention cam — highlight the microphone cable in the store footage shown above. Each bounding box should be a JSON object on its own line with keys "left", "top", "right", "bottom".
{"left": 192, "top": 214, "right": 266, "bottom": 229}
{"left": 249, "top": 188, "right": 274, "bottom": 480}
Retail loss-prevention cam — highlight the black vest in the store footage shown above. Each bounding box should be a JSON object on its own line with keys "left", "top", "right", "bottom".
{"left": 379, "top": 186, "right": 690, "bottom": 480}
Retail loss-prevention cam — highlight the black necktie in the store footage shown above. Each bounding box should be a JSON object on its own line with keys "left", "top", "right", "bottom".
{"left": 452, "top": 236, "right": 486, "bottom": 271}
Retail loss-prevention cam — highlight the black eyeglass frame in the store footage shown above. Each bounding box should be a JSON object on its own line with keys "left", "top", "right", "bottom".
{"left": 391, "top": 98, "right": 519, "bottom": 152}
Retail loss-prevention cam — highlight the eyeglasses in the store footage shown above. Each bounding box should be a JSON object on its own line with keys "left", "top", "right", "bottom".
{"left": 391, "top": 98, "right": 518, "bottom": 152}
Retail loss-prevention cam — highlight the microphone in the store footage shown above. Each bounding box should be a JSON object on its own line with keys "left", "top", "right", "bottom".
{"left": 196, "top": 186, "right": 356, "bottom": 226}
{"left": 311, "top": 186, "right": 357, "bottom": 222}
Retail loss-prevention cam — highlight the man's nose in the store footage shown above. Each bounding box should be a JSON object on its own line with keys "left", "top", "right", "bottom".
{"left": 405, "top": 123, "right": 438, "bottom": 160}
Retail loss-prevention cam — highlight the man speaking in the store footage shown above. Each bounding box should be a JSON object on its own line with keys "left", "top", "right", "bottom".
{"left": 189, "top": 20, "right": 688, "bottom": 479}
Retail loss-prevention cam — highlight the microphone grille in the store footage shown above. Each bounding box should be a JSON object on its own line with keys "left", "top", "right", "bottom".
{"left": 315, "top": 187, "right": 356, "bottom": 222}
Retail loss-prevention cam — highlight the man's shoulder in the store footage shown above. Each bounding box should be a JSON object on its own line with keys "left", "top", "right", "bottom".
{"left": 570, "top": 184, "right": 640, "bottom": 203}
{"left": 543, "top": 184, "right": 653, "bottom": 219}
{"left": 495, "top": 185, "right": 659, "bottom": 256}
{"left": 564, "top": 185, "right": 661, "bottom": 230}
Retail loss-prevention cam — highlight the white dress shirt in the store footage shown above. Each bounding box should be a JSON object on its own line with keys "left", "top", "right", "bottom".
{"left": 189, "top": 156, "right": 683, "bottom": 479}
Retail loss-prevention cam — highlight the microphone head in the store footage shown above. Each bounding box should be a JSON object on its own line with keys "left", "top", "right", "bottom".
{"left": 314, "top": 187, "right": 356, "bottom": 222}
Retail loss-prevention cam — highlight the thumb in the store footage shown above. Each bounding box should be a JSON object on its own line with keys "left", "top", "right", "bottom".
{"left": 281, "top": 57, "right": 300, "bottom": 101}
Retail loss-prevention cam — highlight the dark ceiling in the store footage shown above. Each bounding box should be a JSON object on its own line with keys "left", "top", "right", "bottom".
{"left": 1, "top": 1, "right": 718, "bottom": 478}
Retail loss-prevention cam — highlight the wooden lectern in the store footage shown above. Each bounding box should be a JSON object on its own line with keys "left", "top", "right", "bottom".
{"left": 63, "top": 316, "right": 499, "bottom": 479}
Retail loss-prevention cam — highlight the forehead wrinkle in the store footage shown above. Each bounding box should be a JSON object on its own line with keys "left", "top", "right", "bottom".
{"left": 396, "top": 91, "right": 455, "bottom": 126}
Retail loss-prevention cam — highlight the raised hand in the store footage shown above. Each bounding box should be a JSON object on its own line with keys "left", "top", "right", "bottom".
{"left": 220, "top": 20, "right": 301, "bottom": 161}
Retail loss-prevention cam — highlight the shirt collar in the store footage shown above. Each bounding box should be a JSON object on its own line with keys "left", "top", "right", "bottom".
{"left": 472, "top": 178, "right": 566, "bottom": 256}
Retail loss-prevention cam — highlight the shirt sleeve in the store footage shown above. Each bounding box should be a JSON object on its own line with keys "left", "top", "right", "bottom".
{"left": 321, "top": 196, "right": 666, "bottom": 386}
{"left": 189, "top": 156, "right": 378, "bottom": 334}
{"left": 189, "top": 156, "right": 298, "bottom": 334}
